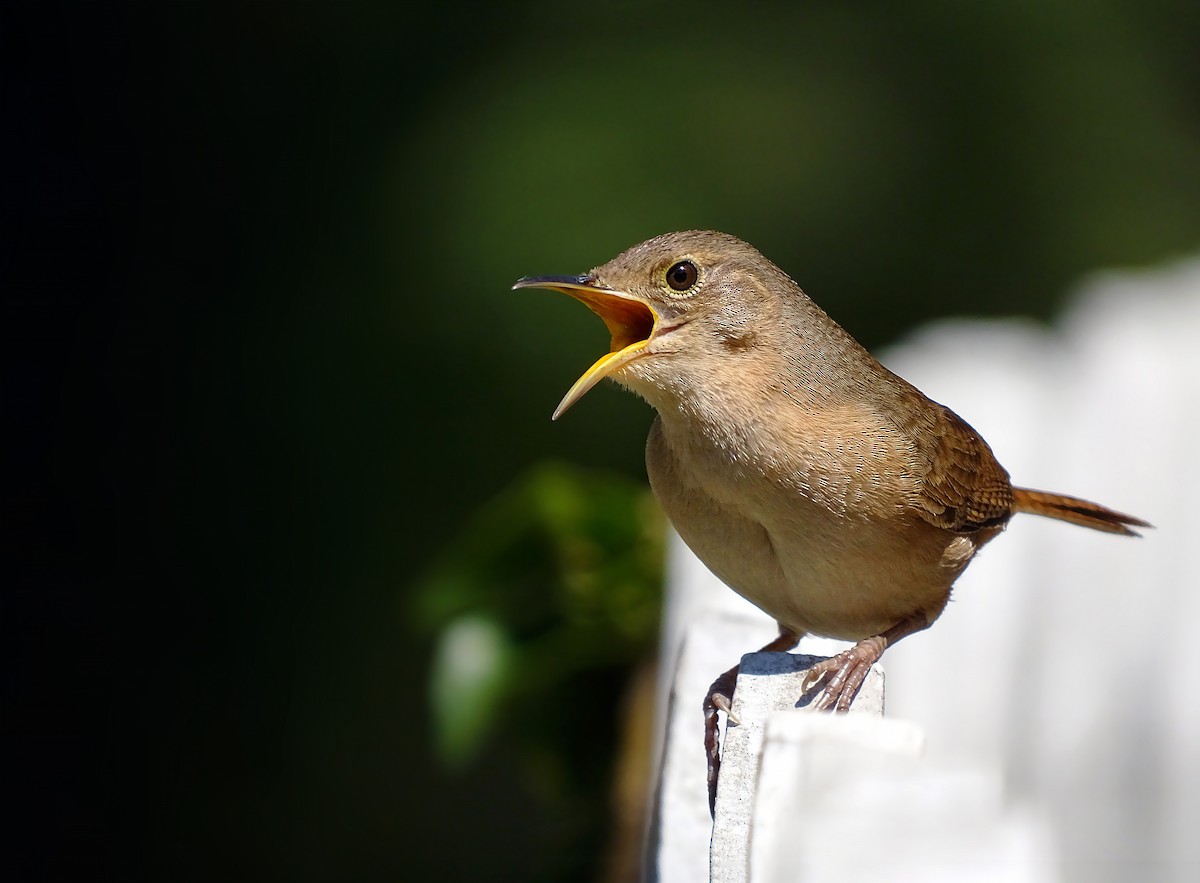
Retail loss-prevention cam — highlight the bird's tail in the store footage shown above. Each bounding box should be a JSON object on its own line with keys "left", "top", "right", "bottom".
{"left": 1011, "top": 488, "right": 1151, "bottom": 537}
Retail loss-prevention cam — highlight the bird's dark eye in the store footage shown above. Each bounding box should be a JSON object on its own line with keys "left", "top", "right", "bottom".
{"left": 666, "top": 260, "right": 698, "bottom": 292}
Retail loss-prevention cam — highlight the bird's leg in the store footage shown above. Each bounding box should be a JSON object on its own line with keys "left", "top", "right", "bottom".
{"left": 704, "top": 626, "right": 800, "bottom": 816}
{"left": 800, "top": 613, "right": 930, "bottom": 712}
{"left": 702, "top": 664, "right": 737, "bottom": 817}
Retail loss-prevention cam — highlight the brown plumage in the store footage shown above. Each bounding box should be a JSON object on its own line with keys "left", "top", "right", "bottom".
{"left": 1011, "top": 488, "right": 1149, "bottom": 536}
{"left": 515, "top": 230, "right": 1149, "bottom": 812}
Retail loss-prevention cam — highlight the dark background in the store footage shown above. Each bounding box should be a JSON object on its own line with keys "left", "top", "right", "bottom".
{"left": 7, "top": 2, "right": 1200, "bottom": 880}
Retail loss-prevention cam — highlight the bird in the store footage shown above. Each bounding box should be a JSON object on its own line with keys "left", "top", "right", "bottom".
{"left": 513, "top": 230, "right": 1148, "bottom": 813}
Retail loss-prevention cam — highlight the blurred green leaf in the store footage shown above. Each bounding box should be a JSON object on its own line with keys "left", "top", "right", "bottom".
{"left": 430, "top": 615, "right": 516, "bottom": 768}
{"left": 412, "top": 463, "right": 665, "bottom": 768}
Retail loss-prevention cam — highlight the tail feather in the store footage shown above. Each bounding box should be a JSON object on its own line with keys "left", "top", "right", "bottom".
{"left": 1012, "top": 488, "right": 1151, "bottom": 537}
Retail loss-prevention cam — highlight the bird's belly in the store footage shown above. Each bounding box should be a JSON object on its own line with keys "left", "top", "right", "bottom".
{"left": 647, "top": 426, "right": 960, "bottom": 639}
{"left": 673, "top": 501, "right": 952, "bottom": 639}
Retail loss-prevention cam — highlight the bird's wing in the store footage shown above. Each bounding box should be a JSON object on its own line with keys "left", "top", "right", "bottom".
{"left": 883, "top": 386, "right": 1015, "bottom": 533}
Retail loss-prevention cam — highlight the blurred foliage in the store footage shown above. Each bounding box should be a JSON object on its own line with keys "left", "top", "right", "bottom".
{"left": 415, "top": 464, "right": 664, "bottom": 772}
{"left": 12, "top": 0, "right": 1200, "bottom": 881}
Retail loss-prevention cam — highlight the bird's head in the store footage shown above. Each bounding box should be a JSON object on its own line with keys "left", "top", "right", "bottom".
{"left": 514, "top": 230, "right": 791, "bottom": 419}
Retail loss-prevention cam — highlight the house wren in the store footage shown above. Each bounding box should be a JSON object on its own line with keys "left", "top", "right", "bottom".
{"left": 514, "top": 230, "right": 1147, "bottom": 811}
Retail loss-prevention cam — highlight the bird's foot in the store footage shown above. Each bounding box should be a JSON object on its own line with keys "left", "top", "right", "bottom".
{"left": 800, "top": 635, "right": 886, "bottom": 712}
{"left": 703, "top": 665, "right": 740, "bottom": 816}
{"left": 704, "top": 627, "right": 801, "bottom": 817}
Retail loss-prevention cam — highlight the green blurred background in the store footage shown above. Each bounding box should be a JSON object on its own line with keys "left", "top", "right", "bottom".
{"left": 8, "top": 1, "right": 1200, "bottom": 880}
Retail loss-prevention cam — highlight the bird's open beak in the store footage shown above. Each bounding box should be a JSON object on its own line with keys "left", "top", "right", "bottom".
{"left": 512, "top": 274, "right": 659, "bottom": 420}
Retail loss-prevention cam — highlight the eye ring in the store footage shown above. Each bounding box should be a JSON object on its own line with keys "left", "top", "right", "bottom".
{"left": 665, "top": 260, "right": 699, "bottom": 292}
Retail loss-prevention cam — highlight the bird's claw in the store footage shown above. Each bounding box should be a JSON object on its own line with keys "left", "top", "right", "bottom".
{"left": 800, "top": 636, "right": 885, "bottom": 712}
{"left": 710, "top": 691, "right": 739, "bottom": 724}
